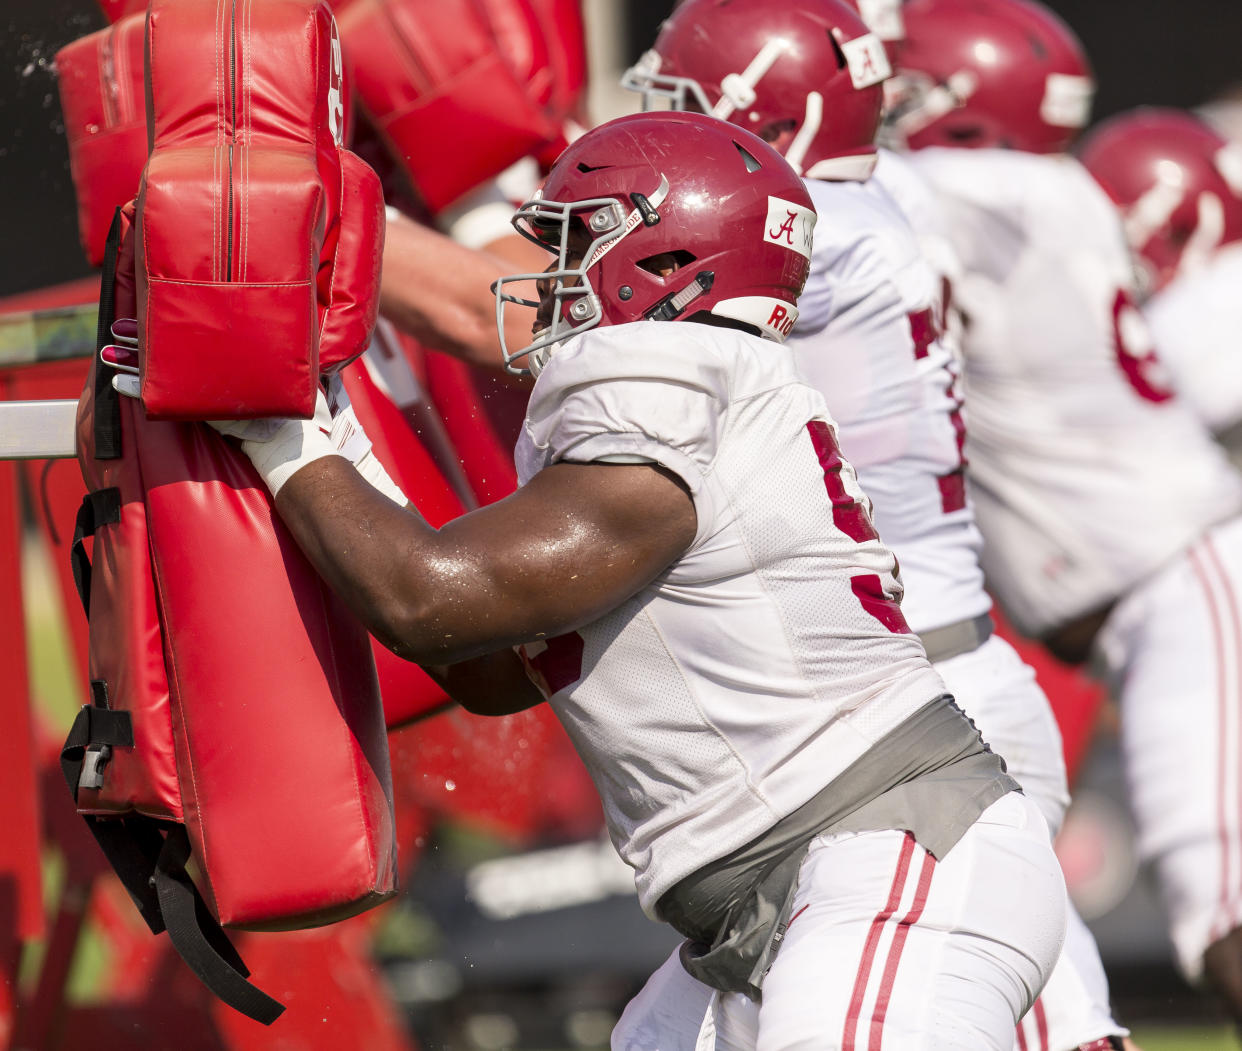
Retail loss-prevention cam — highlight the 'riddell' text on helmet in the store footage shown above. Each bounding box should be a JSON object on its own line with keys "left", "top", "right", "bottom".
{"left": 493, "top": 111, "right": 816, "bottom": 375}
{"left": 1079, "top": 108, "right": 1242, "bottom": 295}
{"left": 621, "top": 0, "right": 890, "bottom": 182}
{"left": 888, "top": 0, "right": 1093, "bottom": 155}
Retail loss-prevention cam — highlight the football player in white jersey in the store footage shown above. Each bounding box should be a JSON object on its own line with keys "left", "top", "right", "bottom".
{"left": 1077, "top": 108, "right": 1242, "bottom": 465}
{"left": 113, "top": 112, "right": 1068, "bottom": 1047}
{"left": 622, "top": 2, "right": 1123, "bottom": 1048}
{"left": 891, "top": 0, "right": 1242, "bottom": 1030}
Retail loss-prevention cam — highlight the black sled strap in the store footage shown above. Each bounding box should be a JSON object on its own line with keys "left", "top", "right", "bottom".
{"left": 153, "top": 826, "right": 286, "bottom": 1025}
{"left": 70, "top": 487, "right": 120, "bottom": 617}
{"left": 59, "top": 709, "right": 285, "bottom": 1024}
{"left": 60, "top": 705, "right": 165, "bottom": 931}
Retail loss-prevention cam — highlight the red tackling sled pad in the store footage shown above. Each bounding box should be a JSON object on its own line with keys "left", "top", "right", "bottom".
{"left": 64, "top": 105, "right": 397, "bottom": 1036}
{"left": 56, "top": 13, "right": 148, "bottom": 269}
{"left": 138, "top": 0, "right": 382, "bottom": 420}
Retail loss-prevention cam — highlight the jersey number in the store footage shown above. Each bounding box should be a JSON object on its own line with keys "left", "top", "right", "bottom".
{"left": 806, "top": 420, "right": 911, "bottom": 635}
{"left": 1111, "top": 290, "right": 1174, "bottom": 403}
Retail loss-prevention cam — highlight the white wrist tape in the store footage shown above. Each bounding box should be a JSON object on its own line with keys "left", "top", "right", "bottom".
{"left": 212, "top": 378, "right": 405, "bottom": 501}
{"left": 234, "top": 390, "right": 343, "bottom": 497}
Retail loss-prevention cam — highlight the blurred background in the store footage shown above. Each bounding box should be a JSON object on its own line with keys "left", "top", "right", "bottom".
{"left": 7, "top": 0, "right": 1242, "bottom": 297}
{"left": 3, "top": 0, "right": 1242, "bottom": 1049}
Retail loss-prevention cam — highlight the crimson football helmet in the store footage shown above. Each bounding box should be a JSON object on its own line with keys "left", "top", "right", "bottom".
{"left": 888, "top": 0, "right": 1094, "bottom": 154}
{"left": 1078, "top": 108, "right": 1242, "bottom": 295}
{"left": 621, "top": 0, "right": 891, "bottom": 181}
{"left": 494, "top": 111, "right": 817, "bottom": 375}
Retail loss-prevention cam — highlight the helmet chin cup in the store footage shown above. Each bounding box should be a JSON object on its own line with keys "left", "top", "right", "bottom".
{"left": 523, "top": 329, "right": 557, "bottom": 378}
{"left": 494, "top": 270, "right": 603, "bottom": 376}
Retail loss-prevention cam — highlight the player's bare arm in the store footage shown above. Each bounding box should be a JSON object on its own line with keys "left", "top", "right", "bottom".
{"left": 380, "top": 209, "right": 539, "bottom": 369}
{"left": 273, "top": 450, "right": 696, "bottom": 671}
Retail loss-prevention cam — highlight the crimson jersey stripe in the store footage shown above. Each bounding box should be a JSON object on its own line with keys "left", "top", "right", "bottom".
{"left": 937, "top": 468, "right": 967, "bottom": 515}
{"left": 908, "top": 308, "right": 937, "bottom": 360}
{"left": 806, "top": 420, "right": 879, "bottom": 544}
{"left": 851, "top": 574, "right": 913, "bottom": 635}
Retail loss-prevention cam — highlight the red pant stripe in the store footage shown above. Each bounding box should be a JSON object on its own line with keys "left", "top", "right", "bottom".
{"left": 842, "top": 833, "right": 917, "bottom": 1051}
{"left": 868, "top": 846, "right": 937, "bottom": 1050}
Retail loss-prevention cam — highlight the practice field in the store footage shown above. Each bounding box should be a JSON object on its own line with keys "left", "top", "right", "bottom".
{"left": 1129, "top": 1028, "right": 1240, "bottom": 1050}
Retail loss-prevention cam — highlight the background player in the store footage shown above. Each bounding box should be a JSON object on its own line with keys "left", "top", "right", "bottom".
{"left": 890, "top": 0, "right": 1242, "bottom": 1028}
{"left": 1077, "top": 108, "right": 1242, "bottom": 465}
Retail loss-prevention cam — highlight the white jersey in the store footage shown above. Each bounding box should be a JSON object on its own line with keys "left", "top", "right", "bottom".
{"left": 788, "top": 175, "right": 989, "bottom": 634}
{"left": 907, "top": 147, "right": 1242, "bottom": 636}
{"left": 1145, "top": 241, "right": 1242, "bottom": 436}
{"left": 514, "top": 320, "right": 948, "bottom": 913}
{"left": 872, "top": 147, "right": 963, "bottom": 294}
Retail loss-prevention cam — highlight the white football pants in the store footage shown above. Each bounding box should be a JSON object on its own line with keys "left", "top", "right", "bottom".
{"left": 1097, "top": 513, "right": 1242, "bottom": 984}
{"left": 612, "top": 791, "right": 1067, "bottom": 1051}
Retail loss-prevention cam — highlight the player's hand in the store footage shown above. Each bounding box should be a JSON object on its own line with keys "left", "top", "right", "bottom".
{"left": 98, "top": 326, "right": 407, "bottom": 504}
{"left": 100, "top": 318, "right": 141, "bottom": 398}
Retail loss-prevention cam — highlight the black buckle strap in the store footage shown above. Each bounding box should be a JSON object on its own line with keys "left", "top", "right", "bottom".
{"left": 59, "top": 704, "right": 286, "bottom": 1023}
{"left": 70, "top": 487, "right": 120, "bottom": 617}
{"left": 60, "top": 702, "right": 133, "bottom": 797}
{"left": 152, "top": 826, "right": 285, "bottom": 1025}
{"left": 59, "top": 705, "right": 164, "bottom": 931}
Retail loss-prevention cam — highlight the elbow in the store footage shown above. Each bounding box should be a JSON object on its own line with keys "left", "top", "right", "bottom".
{"left": 373, "top": 596, "right": 452, "bottom": 666}
{"left": 372, "top": 590, "right": 492, "bottom": 667}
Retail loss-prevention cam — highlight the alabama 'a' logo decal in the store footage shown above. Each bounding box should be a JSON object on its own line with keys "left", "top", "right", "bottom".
{"left": 764, "top": 197, "right": 816, "bottom": 260}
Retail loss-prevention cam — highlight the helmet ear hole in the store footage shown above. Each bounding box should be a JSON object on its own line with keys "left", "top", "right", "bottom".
{"left": 637, "top": 249, "right": 698, "bottom": 275}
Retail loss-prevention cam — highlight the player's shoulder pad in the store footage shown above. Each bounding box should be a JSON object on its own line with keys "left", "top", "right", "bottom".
{"left": 519, "top": 320, "right": 786, "bottom": 485}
